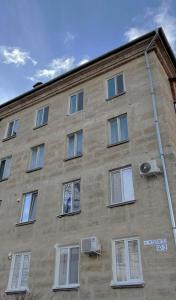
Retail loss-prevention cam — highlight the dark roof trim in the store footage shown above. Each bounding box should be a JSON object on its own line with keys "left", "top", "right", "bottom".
{"left": 0, "top": 27, "right": 175, "bottom": 109}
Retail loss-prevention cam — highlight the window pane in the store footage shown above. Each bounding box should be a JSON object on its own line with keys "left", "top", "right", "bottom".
{"left": 37, "top": 144, "right": 45, "bottom": 168}
{"left": 111, "top": 171, "right": 122, "bottom": 204}
{"left": 0, "top": 160, "right": 6, "bottom": 180}
{"left": 11, "top": 254, "right": 21, "bottom": 289}
{"left": 122, "top": 168, "right": 134, "bottom": 201}
{"left": 115, "top": 240, "right": 127, "bottom": 282}
{"left": 20, "top": 254, "right": 30, "bottom": 288}
{"left": 29, "top": 193, "right": 37, "bottom": 220}
{"left": 68, "top": 135, "right": 75, "bottom": 158}
{"left": 110, "top": 118, "right": 118, "bottom": 144}
{"left": 36, "top": 109, "right": 43, "bottom": 127}
{"left": 116, "top": 74, "right": 124, "bottom": 94}
{"left": 69, "top": 247, "right": 79, "bottom": 284}
{"left": 13, "top": 120, "right": 19, "bottom": 135}
{"left": 120, "top": 115, "right": 128, "bottom": 141}
{"left": 76, "top": 131, "right": 83, "bottom": 155}
{"left": 30, "top": 147, "right": 38, "bottom": 169}
{"left": 73, "top": 182, "right": 80, "bottom": 211}
{"left": 7, "top": 121, "right": 14, "bottom": 137}
{"left": 59, "top": 248, "right": 68, "bottom": 286}
{"left": 43, "top": 106, "right": 49, "bottom": 124}
{"left": 63, "top": 183, "right": 72, "bottom": 214}
{"left": 77, "top": 92, "right": 83, "bottom": 111}
{"left": 108, "top": 78, "right": 116, "bottom": 98}
{"left": 70, "top": 95, "right": 77, "bottom": 114}
{"left": 3, "top": 157, "right": 11, "bottom": 179}
{"left": 21, "top": 193, "right": 32, "bottom": 222}
{"left": 128, "top": 240, "right": 141, "bottom": 280}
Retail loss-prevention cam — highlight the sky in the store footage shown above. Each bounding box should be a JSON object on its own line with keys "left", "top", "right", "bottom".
{"left": 0, "top": 0, "right": 176, "bottom": 105}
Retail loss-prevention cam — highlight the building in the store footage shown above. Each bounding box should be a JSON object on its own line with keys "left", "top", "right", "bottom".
{"left": 0, "top": 27, "right": 176, "bottom": 300}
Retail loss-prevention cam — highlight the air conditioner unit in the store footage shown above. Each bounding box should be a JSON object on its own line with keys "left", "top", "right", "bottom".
{"left": 81, "top": 236, "right": 101, "bottom": 255}
{"left": 140, "top": 160, "right": 161, "bottom": 176}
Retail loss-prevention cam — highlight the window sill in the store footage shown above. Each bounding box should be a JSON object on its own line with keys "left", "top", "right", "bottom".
{"left": 0, "top": 177, "right": 8, "bottom": 183}
{"left": 57, "top": 210, "right": 81, "bottom": 218}
{"left": 16, "top": 220, "right": 36, "bottom": 226}
{"left": 111, "top": 281, "right": 144, "bottom": 288}
{"left": 106, "top": 92, "right": 126, "bottom": 101}
{"left": 52, "top": 285, "right": 80, "bottom": 291}
{"left": 33, "top": 123, "right": 48, "bottom": 130}
{"left": 5, "top": 289, "right": 28, "bottom": 295}
{"left": 2, "top": 135, "right": 16, "bottom": 142}
{"left": 26, "top": 167, "right": 43, "bottom": 173}
{"left": 107, "top": 200, "right": 136, "bottom": 208}
{"left": 67, "top": 110, "right": 83, "bottom": 116}
{"left": 107, "top": 139, "right": 129, "bottom": 148}
{"left": 64, "top": 154, "right": 82, "bottom": 162}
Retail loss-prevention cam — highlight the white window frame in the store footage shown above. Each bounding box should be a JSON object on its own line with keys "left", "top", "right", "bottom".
{"left": 53, "top": 244, "right": 80, "bottom": 290}
{"left": 109, "top": 166, "right": 135, "bottom": 205}
{"left": 0, "top": 156, "right": 12, "bottom": 180}
{"left": 35, "top": 106, "right": 49, "bottom": 128}
{"left": 106, "top": 72, "right": 126, "bottom": 99}
{"left": 62, "top": 179, "right": 81, "bottom": 215}
{"left": 28, "top": 144, "right": 45, "bottom": 170}
{"left": 20, "top": 191, "right": 38, "bottom": 223}
{"left": 108, "top": 114, "right": 128, "bottom": 145}
{"left": 67, "top": 130, "right": 83, "bottom": 158}
{"left": 68, "top": 90, "right": 84, "bottom": 115}
{"left": 111, "top": 237, "right": 143, "bottom": 287}
{"left": 5, "top": 120, "right": 19, "bottom": 138}
{"left": 6, "top": 252, "right": 31, "bottom": 293}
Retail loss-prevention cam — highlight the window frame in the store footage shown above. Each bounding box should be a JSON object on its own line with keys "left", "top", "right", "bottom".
{"left": 62, "top": 179, "right": 81, "bottom": 215}
{"left": 68, "top": 90, "right": 84, "bottom": 115}
{"left": 27, "top": 143, "right": 45, "bottom": 171}
{"left": 111, "top": 237, "right": 144, "bottom": 287}
{"left": 4, "top": 119, "right": 19, "bottom": 139}
{"left": 108, "top": 113, "right": 128, "bottom": 146}
{"left": 53, "top": 244, "right": 80, "bottom": 290}
{"left": 6, "top": 251, "right": 31, "bottom": 293}
{"left": 67, "top": 130, "right": 83, "bottom": 159}
{"left": 106, "top": 72, "right": 126, "bottom": 100}
{"left": 19, "top": 191, "right": 38, "bottom": 224}
{"left": 34, "top": 106, "right": 49, "bottom": 129}
{"left": 109, "top": 166, "right": 135, "bottom": 206}
{"left": 0, "top": 156, "right": 12, "bottom": 181}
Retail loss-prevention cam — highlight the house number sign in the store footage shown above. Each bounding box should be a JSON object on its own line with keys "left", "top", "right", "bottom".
{"left": 144, "top": 239, "right": 168, "bottom": 252}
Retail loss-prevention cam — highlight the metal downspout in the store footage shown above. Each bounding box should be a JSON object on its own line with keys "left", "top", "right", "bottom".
{"left": 144, "top": 31, "right": 176, "bottom": 248}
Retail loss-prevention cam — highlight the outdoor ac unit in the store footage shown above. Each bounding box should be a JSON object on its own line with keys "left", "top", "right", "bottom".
{"left": 81, "top": 236, "right": 101, "bottom": 255}
{"left": 140, "top": 160, "right": 161, "bottom": 176}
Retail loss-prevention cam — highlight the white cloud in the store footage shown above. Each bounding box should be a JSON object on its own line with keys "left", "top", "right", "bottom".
{"left": 124, "top": 2, "right": 176, "bottom": 52}
{"left": 64, "top": 31, "right": 75, "bottom": 44}
{"left": 78, "top": 58, "right": 89, "bottom": 65}
{"left": 0, "top": 46, "right": 37, "bottom": 66}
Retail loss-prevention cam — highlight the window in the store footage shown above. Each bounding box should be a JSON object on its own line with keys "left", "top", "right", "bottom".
{"left": 5, "top": 120, "right": 19, "bottom": 138}
{"left": 53, "top": 245, "right": 80, "bottom": 289}
{"left": 110, "top": 166, "right": 134, "bottom": 205}
{"left": 67, "top": 130, "right": 83, "bottom": 159}
{"left": 69, "top": 91, "right": 83, "bottom": 114}
{"left": 108, "top": 114, "right": 128, "bottom": 145}
{"left": 0, "top": 156, "right": 12, "bottom": 181}
{"left": 20, "top": 191, "right": 38, "bottom": 223}
{"left": 107, "top": 73, "right": 125, "bottom": 99}
{"left": 112, "top": 238, "right": 143, "bottom": 286}
{"left": 62, "top": 180, "right": 80, "bottom": 214}
{"left": 7, "top": 252, "right": 31, "bottom": 292}
{"left": 28, "top": 144, "right": 45, "bottom": 170}
{"left": 35, "top": 106, "right": 49, "bottom": 128}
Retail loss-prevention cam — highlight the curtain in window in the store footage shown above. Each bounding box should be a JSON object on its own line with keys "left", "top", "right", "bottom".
{"left": 20, "top": 254, "right": 30, "bottom": 287}
{"left": 69, "top": 247, "right": 79, "bottom": 284}
{"left": 128, "top": 240, "right": 141, "bottom": 280}
{"left": 36, "top": 109, "right": 43, "bottom": 127}
{"left": 11, "top": 254, "right": 21, "bottom": 289}
{"left": 63, "top": 183, "right": 72, "bottom": 213}
{"left": 122, "top": 168, "right": 134, "bottom": 201}
{"left": 111, "top": 171, "right": 122, "bottom": 204}
{"left": 115, "top": 241, "right": 127, "bottom": 282}
{"left": 7, "top": 121, "right": 14, "bottom": 137}
{"left": 73, "top": 182, "right": 80, "bottom": 211}
{"left": 59, "top": 248, "right": 68, "bottom": 286}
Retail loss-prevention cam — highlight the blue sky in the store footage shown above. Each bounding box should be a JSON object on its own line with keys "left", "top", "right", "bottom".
{"left": 0, "top": 0, "right": 176, "bottom": 104}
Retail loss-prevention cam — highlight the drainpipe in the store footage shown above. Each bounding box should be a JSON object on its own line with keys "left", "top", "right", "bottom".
{"left": 144, "top": 30, "right": 176, "bottom": 248}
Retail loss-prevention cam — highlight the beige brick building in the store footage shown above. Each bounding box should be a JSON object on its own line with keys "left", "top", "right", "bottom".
{"left": 0, "top": 27, "right": 176, "bottom": 300}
